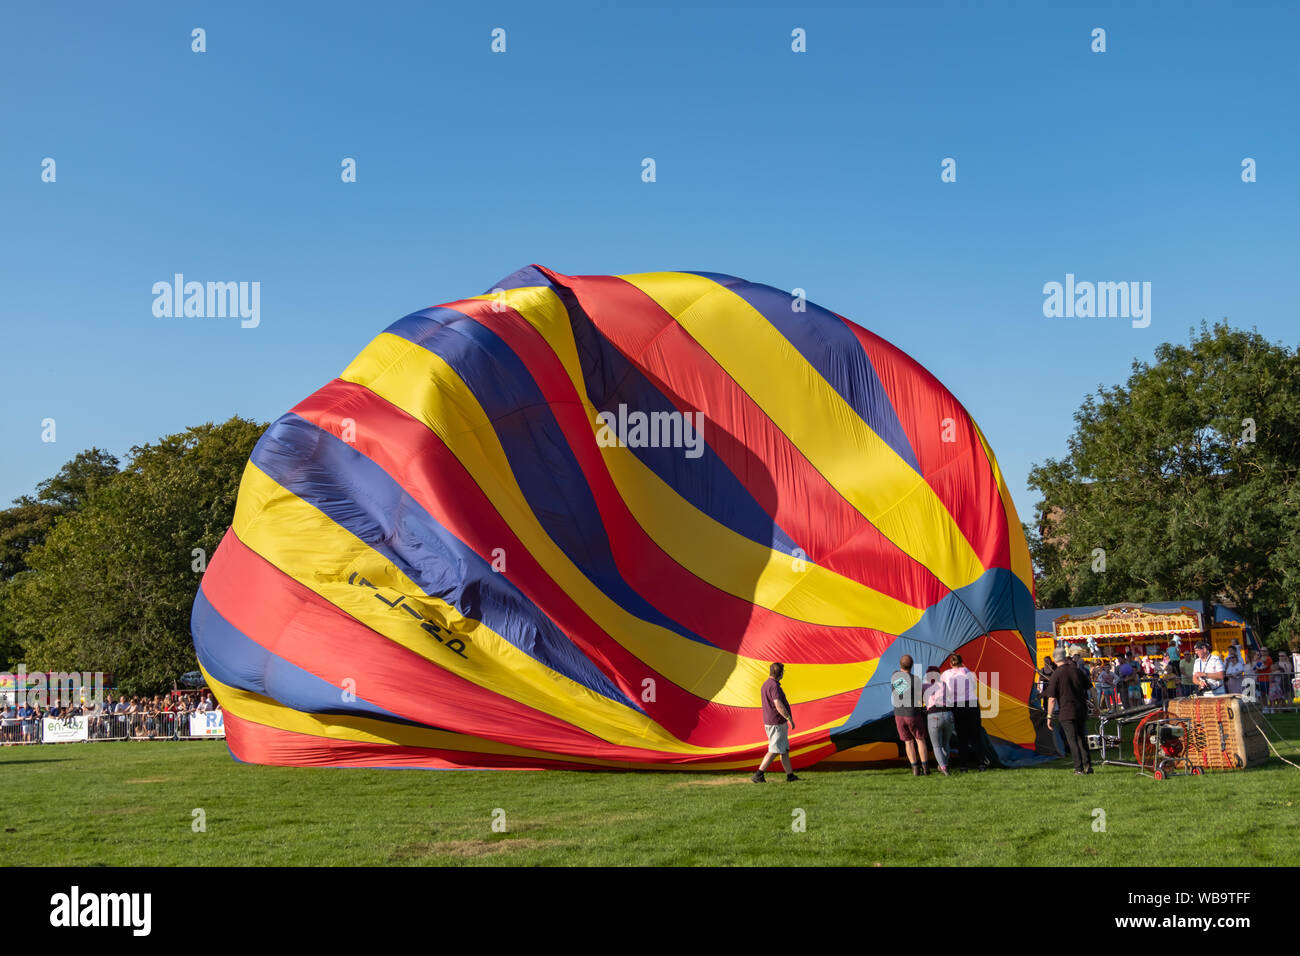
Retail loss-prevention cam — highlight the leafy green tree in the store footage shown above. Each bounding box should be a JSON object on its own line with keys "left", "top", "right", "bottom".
{"left": 4, "top": 418, "right": 265, "bottom": 691}
{"left": 0, "top": 448, "right": 120, "bottom": 580}
{"left": 1029, "top": 322, "right": 1300, "bottom": 650}
{"left": 0, "top": 580, "right": 21, "bottom": 671}
{"left": 0, "top": 499, "right": 61, "bottom": 583}
{"left": 33, "top": 447, "right": 121, "bottom": 511}
{"left": 0, "top": 449, "right": 121, "bottom": 666}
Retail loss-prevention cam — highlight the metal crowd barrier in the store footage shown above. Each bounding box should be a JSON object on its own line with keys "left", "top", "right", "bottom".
{"left": 1092, "top": 678, "right": 1206, "bottom": 713}
{"left": 0, "top": 711, "right": 224, "bottom": 745}
{"left": 0, "top": 717, "right": 41, "bottom": 744}
{"left": 1083, "top": 675, "right": 1299, "bottom": 717}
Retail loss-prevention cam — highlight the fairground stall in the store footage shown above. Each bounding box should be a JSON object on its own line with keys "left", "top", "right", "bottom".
{"left": 1033, "top": 601, "right": 1260, "bottom": 669}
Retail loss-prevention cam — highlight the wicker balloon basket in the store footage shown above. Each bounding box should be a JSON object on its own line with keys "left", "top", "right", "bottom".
{"left": 1166, "top": 694, "right": 1269, "bottom": 770}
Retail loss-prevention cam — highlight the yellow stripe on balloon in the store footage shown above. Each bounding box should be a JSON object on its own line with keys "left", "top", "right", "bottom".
{"left": 338, "top": 332, "right": 880, "bottom": 706}
{"left": 470, "top": 288, "right": 924, "bottom": 636}
{"left": 973, "top": 420, "right": 1035, "bottom": 597}
{"left": 981, "top": 689, "right": 1038, "bottom": 751}
{"left": 233, "top": 463, "right": 731, "bottom": 755}
{"left": 618, "top": 272, "right": 987, "bottom": 594}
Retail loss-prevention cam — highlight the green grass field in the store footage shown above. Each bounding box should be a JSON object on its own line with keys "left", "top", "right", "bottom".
{"left": 2, "top": 718, "right": 1297, "bottom": 866}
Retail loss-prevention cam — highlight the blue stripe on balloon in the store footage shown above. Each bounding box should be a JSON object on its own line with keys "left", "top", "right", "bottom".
{"left": 248, "top": 412, "right": 642, "bottom": 709}
{"left": 528, "top": 282, "right": 805, "bottom": 558}
{"left": 829, "top": 567, "right": 1036, "bottom": 740}
{"left": 191, "top": 586, "right": 419, "bottom": 725}
{"left": 383, "top": 310, "right": 717, "bottom": 648}
{"left": 482, "top": 265, "right": 555, "bottom": 293}
{"left": 687, "top": 272, "right": 921, "bottom": 474}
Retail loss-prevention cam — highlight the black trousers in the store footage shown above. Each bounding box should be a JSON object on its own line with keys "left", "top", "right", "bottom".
{"left": 1059, "top": 717, "right": 1091, "bottom": 772}
{"left": 951, "top": 705, "right": 985, "bottom": 769}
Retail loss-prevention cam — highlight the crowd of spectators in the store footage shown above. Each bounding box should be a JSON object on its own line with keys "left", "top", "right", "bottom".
{"left": 0, "top": 691, "right": 219, "bottom": 744}
{"left": 1238, "top": 647, "right": 1296, "bottom": 706}
{"left": 1038, "top": 642, "right": 1296, "bottom": 715}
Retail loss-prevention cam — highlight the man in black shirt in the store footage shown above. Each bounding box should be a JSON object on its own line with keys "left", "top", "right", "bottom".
{"left": 1046, "top": 647, "right": 1094, "bottom": 774}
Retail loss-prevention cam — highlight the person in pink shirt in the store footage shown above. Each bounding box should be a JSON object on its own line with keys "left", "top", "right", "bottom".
{"left": 942, "top": 654, "right": 987, "bottom": 772}
{"left": 942, "top": 655, "right": 977, "bottom": 705}
{"left": 923, "top": 666, "right": 955, "bottom": 776}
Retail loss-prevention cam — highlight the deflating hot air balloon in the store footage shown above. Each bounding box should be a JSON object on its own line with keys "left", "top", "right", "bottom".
{"left": 191, "top": 266, "right": 1044, "bottom": 770}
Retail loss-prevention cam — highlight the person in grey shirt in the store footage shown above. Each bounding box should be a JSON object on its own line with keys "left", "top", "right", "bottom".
{"left": 891, "top": 655, "right": 930, "bottom": 776}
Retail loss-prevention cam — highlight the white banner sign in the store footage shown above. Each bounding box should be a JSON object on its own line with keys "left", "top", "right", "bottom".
{"left": 188, "top": 711, "right": 225, "bottom": 737}
{"left": 42, "top": 716, "right": 88, "bottom": 743}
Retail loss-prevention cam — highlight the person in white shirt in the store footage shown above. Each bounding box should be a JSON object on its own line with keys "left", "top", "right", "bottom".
{"left": 1191, "top": 641, "right": 1226, "bottom": 695}
{"left": 1224, "top": 648, "right": 1246, "bottom": 694}
{"left": 1275, "top": 654, "right": 1294, "bottom": 707}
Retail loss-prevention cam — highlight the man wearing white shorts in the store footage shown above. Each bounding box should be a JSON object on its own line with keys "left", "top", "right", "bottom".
{"left": 752, "top": 662, "right": 799, "bottom": 782}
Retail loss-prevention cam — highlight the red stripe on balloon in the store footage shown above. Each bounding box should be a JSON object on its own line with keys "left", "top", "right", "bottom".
{"left": 545, "top": 270, "right": 950, "bottom": 612}
{"left": 437, "top": 296, "right": 901, "bottom": 665}
{"left": 207, "top": 503, "right": 858, "bottom": 754}
{"left": 836, "top": 316, "right": 1009, "bottom": 575}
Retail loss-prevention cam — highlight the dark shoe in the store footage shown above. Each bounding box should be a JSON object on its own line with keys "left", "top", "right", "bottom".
{"left": 1085, "top": 767, "right": 1094, "bottom": 774}
{"left": 922, "top": 765, "right": 931, "bottom": 776}
{"left": 750, "top": 771, "right": 765, "bottom": 783}
{"left": 786, "top": 773, "right": 800, "bottom": 782}
{"left": 911, "top": 763, "right": 921, "bottom": 776}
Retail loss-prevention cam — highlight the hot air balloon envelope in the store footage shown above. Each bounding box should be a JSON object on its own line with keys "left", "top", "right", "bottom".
{"left": 191, "top": 266, "right": 1043, "bottom": 770}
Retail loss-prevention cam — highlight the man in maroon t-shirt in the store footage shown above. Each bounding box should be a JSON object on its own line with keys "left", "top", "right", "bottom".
{"left": 751, "top": 662, "right": 800, "bottom": 782}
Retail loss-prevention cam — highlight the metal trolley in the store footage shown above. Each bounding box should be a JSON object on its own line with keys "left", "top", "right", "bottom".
{"left": 1091, "top": 702, "right": 1203, "bottom": 779}
{"left": 1131, "top": 710, "right": 1200, "bottom": 780}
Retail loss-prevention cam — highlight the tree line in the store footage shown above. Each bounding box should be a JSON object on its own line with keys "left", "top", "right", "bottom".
{"left": 0, "top": 418, "right": 265, "bottom": 694}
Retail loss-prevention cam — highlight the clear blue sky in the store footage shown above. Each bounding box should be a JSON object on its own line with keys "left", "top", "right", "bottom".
{"left": 2, "top": 0, "right": 1297, "bottom": 523}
